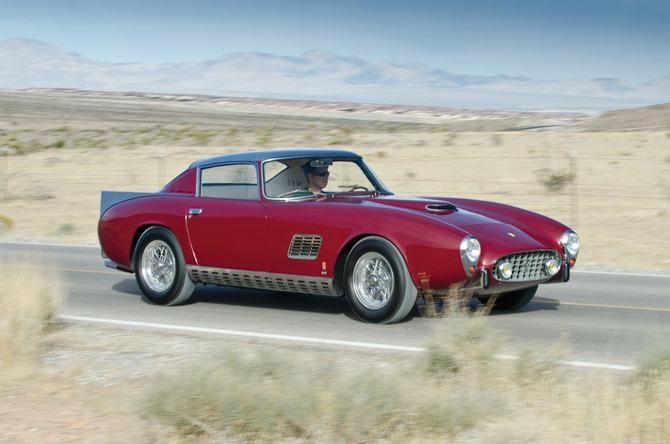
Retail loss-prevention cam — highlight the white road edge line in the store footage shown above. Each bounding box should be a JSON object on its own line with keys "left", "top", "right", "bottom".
{"left": 61, "top": 315, "right": 636, "bottom": 371}
{"left": 61, "top": 315, "right": 424, "bottom": 352}
{"left": 0, "top": 240, "right": 100, "bottom": 248}
{"left": 573, "top": 270, "right": 670, "bottom": 278}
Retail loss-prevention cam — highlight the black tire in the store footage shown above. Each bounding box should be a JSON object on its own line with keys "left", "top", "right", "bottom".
{"left": 477, "top": 285, "right": 538, "bottom": 311}
{"left": 344, "top": 236, "right": 417, "bottom": 324}
{"left": 134, "top": 226, "right": 195, "bottom": 306}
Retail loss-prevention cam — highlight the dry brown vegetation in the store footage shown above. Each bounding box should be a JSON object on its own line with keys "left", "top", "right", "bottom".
{"left": 3, "top": 289, "right": 670, "bottom": 443}
{"left": 0, "top": 261, "right": 64, "bottom": 365}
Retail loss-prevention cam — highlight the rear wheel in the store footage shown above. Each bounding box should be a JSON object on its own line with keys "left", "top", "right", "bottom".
{"left": 478, "top": 285, "right": 538, "bottom": 311}
{"left": 134, "top": 226, "right": 195, "bottom": 306}
{"left": 344, "top": 236, "right": 417, "bottom": 324}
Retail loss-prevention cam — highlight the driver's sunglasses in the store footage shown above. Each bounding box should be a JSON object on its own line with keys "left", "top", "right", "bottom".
{"left": 315, "top": 171, "right": 330, "bottom": 177}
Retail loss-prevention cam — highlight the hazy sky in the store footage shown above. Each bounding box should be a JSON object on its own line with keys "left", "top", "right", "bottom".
{"left": 1, "top": 0, "right": 668, "bottom": 83}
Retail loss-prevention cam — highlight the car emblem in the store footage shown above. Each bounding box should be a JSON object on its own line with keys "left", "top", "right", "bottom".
{"left": 508, "top": 233, "right": 516, "bottom": 237}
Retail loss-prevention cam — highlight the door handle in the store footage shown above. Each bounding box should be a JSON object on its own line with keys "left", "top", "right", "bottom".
{"left": 188, "top": 208, "right": 202, "bottom": 216}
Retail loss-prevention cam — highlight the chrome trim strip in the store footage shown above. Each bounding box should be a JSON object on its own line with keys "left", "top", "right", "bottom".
{"left": 187, "top": 265, "right": 342, "bottom": 297}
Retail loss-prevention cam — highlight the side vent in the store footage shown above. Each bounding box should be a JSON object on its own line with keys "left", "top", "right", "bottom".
{"left": 288, "top": 234, "right": 322, "bottom": 260}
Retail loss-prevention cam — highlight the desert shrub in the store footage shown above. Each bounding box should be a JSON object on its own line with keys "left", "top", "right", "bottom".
{"left": 513, "top": 342, "right": 569, "bottom": 387}
{"left": 187, "top": 130, "right": 219, "bottom": 144}
{"left": 0, "top": 215, "right": 13, "bottom": 230}
{"left": 85, "top": 138, "right": 107, "bottom": 148}
{"left": 8, "top": 141, "right": 25, "bottom": 153}
{"left": 140, "top": 348, "right": 319, "bottom": 437}
{"left": 635, "top": 340, "right": 670, "bottom": 383}
{"left": 46, "top": 139, "right": 65, "bottom": 149}
{"left": 536, "top": 168, "right": 574, "bottom": 192}
{"left": 256, "top": 126, "right": 274, "bottom": 146}
{"left": 327, "top": 127, "right": 354, "bottom": 145}
{"left": 56, "top": 223, "right": 76, "bottom": 235}
{"left": 139, "top": 332, "right": 505, "bottom": 442}
{"left": 443, "top": 133, "right": 457, "bottom": 146}
{"left": 339, "top": 126, "right": 353, "bottom": 136}
{"left": 0, "top": 262, "right": 65, "bottom": 363}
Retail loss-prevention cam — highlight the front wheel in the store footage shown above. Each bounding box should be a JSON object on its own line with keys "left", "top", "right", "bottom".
{"left": 134, "top": 226, "right": 195, "bottom": 306}
{"left": 478, "top": 285, "right": 538, "bottom": 311}
{"left": 344, "top": 236, "right": 417, "bottom": 324}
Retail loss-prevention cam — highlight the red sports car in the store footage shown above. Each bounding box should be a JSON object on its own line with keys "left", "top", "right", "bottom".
{"left": 98, "top": 149, "right": 580, "bottom": 324}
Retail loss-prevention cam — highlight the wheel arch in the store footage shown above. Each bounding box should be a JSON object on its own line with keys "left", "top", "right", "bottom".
{"left": 333, "top": 233, "right": 417, "bottom": 296}
{"left": 130, "top": 224, "right": 171, "bottom": 269}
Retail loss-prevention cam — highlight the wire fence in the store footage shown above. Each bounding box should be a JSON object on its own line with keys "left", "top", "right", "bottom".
{"left": 1, "top": 151, "right": 669, "bottom": 222}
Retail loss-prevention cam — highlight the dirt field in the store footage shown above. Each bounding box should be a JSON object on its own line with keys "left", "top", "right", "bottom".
{"left": 1, "top": 89, "right": 670, "bottom": 442}
{"left": 1, "top": 89, "right": 669, "bottom": 271}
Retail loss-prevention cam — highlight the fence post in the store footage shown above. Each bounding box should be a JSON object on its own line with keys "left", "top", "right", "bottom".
{"left": 569, "top": 152, "right": 578, "bottom": 229}
{"left": 157, "top": 150, "right": 166, "bottom": 190}
{"left": 1, "top": 146, "right": 7, "bottom": 203}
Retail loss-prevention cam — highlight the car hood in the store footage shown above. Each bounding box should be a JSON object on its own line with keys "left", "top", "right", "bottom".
{"left": 360, "top": 195, "right": 553, "bottom": 264}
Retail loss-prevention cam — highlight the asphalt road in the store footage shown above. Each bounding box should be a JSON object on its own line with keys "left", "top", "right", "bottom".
{"left": 2, "top": 241, "right": 669, "bottom": 368}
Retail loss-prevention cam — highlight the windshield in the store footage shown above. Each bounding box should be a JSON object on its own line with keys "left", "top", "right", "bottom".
{"left": 263, "top": 157, "right": 391, "bottom": 199}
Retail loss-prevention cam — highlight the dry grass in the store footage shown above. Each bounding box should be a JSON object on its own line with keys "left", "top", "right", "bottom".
{"left": 0, "top": 261, "right": 65, "bottom": 365}
{"left": 134, "top": 299, "right": 670, "bottom": 443}
{"left": 0, "top": 308, "right": 668, "bottom": 442}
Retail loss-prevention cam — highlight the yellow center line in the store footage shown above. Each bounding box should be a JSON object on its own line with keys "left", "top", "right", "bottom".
{"left": 534, "top": 299, "right": 670, "bottom": 312}
{"left": 5, "top": 264, "right": 122, "bottom": 275}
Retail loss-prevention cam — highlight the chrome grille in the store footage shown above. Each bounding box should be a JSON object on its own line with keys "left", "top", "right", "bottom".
{"left": 492, "top": 250, "right": 561, "bottom": 281}
{"left": 288, "top": 235, "right": 322, "bottom": 260}
{"left": 187, "top": 266, "right": 339, "bottom": 296}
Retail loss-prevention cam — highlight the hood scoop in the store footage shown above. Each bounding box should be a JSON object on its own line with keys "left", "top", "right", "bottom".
{"left": 425, "top": 203, "right": 458, "bottom": 214}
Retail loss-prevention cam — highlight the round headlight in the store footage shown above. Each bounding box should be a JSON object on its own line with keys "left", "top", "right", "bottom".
{"left": 460, "top": 236, "right": 481, "bottom": 263}
{"left": 561, "top": 231, "right": 580, "bottom": 257}
{"left": 498, "top": 261, "right": 513, "bottom": 280}
{"left": 545, "top": 258, "right": 560, "bottom": 276}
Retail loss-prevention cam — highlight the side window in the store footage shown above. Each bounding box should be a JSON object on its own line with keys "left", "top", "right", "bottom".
{"left": 200, "top": 164, "right": 258, "bottom": 200}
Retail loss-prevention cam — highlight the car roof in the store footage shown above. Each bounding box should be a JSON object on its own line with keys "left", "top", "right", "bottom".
{"left": 189, "top": 148, "right": 362, "bottom": 168}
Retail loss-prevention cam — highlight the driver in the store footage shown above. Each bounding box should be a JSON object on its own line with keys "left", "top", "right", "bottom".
{"left": 300, "top": 161, "right": 329, "bottom": 194}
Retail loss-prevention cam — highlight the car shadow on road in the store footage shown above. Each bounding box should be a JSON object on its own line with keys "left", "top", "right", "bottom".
{"left": 413, "top": 296, "right": 561, "bottom": 318}
{"left": 191, "top": 283, "right": 360, "bottom": 319}
{"left": 481, "top": 297, "right": 561, "bottom": 316}
{"left": 111, "top": 279, "right": 559, "bottom": 321}
{"left": 111, "top": 279, "right": 401, "bottom": 322}
{"left": 112, "top": 278, "right": 143, "bottom": 296}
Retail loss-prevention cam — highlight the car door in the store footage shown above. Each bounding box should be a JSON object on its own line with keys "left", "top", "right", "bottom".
{"left": 186, "top": 162, "right": 267, "bottom": 271}
{"left": 263, "top": 199, "right": 348, "bottom": 278}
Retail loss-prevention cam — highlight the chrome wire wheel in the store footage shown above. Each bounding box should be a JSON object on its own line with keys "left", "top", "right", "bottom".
{"left": 141, "top": 240, "right": 176, "bottom": 292}
{"left": 352, "top": 252, "right": 394, "bottom": 310}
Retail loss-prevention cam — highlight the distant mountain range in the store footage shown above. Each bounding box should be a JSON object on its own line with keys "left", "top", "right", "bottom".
{"left": 1, "top": 37, "right": 668, "bottom": 113}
